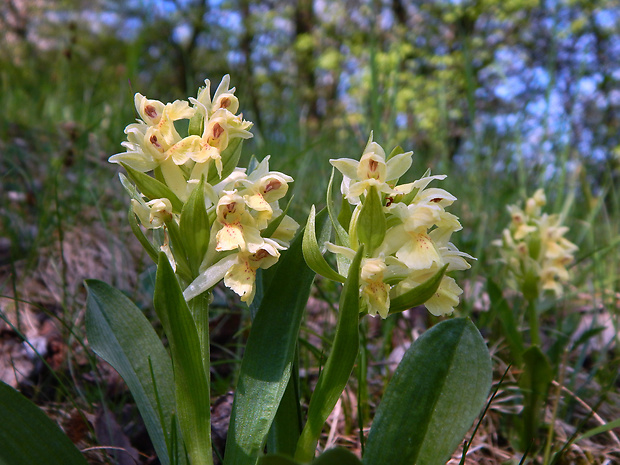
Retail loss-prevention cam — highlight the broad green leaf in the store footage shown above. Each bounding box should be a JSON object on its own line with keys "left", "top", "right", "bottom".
{"left": 121, "top": 163, "right": 184, "bottom": 213}
{"left": 388, "top": 265, "right": 448, "bottom": 314}
{"left": 363, "top": 318, "right": 492, "bottom": 465}
{"left": 356, "top": 186, "right": 386, "bottom": 255}
{"left": 0, "top": 381, "right": 88, "bottom": 465}
{"left": 180, "top": 177, "right": 211, "bottom": 276}
{"left": 224, "top": 225, "right": 322, "bottom": 465}
{"left": 266, "top": 367, "right": 302, "bottom": 458}
{"left": 154, "top": 254, "right": 212, "bottom": 465}
{"left": 85, "top": 280, "right": 183, "bottom": 465}
{"left": 295, "top": 247, "right": 364, "bottom": 462}
{"left": 302, "top": 205, "right": 345, "bottom": 283}
{"left": 519, "top": 346, "right": 552, "bottom": 450}
{"left": 207, "top": 138, "right": 243, "bottom": 184}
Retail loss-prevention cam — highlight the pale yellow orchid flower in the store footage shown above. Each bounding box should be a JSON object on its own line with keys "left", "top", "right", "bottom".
{"left": 191, "top": 74, "right": 240, "bottom": 118}
{"left": 131, "top": 198, "right": 173, "bottom": 229}
{"left": 394, "top": 269, "right": 463, "bottom": 316}
{"left": 330, "top": 134, "right": 413, "bottom": 204}
{"left": 236, "top": 156, "right": 294, "bottom": 228}
{"left": 215, "top": 191, "right": 263, "bottom": 253}
{"left": 224, "top": 239, "right": 284, "bottom": 303}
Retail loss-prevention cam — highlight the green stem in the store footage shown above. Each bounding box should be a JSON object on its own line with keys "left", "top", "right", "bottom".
{"left": 526, "top": 298, "right": 541, "bottom": 347}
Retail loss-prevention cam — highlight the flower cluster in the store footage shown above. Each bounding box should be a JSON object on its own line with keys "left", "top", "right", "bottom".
{"left": 111, "top": 76, "right": 298, "bottom": 304}
{"left": 320, "top": 135, "right": 473, "bottom": 318}
{"left": 494, "top": 189, "right": 578, "bottom": 298}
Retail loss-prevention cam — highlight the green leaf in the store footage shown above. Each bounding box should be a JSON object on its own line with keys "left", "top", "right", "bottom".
{"left": 224, "top": 225, "right": 322, "bottom": 465}
{"left": 164, "top": 218, "right": 193, "bottom": 283}
{"left": 519, "top": 346, "right": 552, "bottom": 450}
{"left": 262, "top": 195, "right": 295, "bottom": 239}
{"left": 363, "top": 318, "right": 492, "bottom": 465}
{"left": 207, "top": 138, "right": 243, "bottom": 184}
{"left": 388, "top": 264, "right": 448, "bottom": 314}
{"left": 326, "top": 168, "right": 351, "bottom": 276}
{"left": 85, "top": 280, "right": 183, "bottom": 465}
{"left": 154, "top": 253, "right": 212, "bottom": 465}
{"left": 180, "top": 177, "right": 211, "bottom": 276}
{"left": 266, "top": 369, "right": 302, "bottom": 458}
{"left": 356, "top": 186, "right": 386, "bottom": 255}
{"left": 578, "top": 418, "right": 620, "bottom": 441}
{"left": 327, "top": 168, "right": 350, "bottom": 247}
{"left": 128, "top": 205, "right": 159, "bottom": 263}
{"left": 302, "top": 205, "right": 345, "bottom": 283}
{"left": 188, "top": 111, "right": 204, "bottom": 136}
{"left": 121, "top": 163, "right": 184, "bottom": 213}
{"left": 387, "top": 145, "right": 404, "bottom": 161}
{"left": 295, "top": 247, "right": 364, "bottom": 462}
{"left": 400, "top": 167, "right": 430, "bottom": 205}
{"left": 0, "top": 381, "right": 88, "bottom": 465}
{"left": 337, "top": 195, "right": 352, "bottom": 232}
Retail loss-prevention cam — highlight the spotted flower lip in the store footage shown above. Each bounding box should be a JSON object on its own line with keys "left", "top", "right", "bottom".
{"left": 134, "top": 94, "right": 195, "bottom": 127}
{"left": 215, "top": 191, "right": 263, "bottom": 253}
{"left": 224, "top": 238, "right": 284, "bottom": 303}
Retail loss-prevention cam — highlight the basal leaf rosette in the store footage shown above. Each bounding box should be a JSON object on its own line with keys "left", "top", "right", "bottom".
{"left": 493, "top": 188, "right": 578, "bottom": 299}
{"left": 303, "top": 134, "right": 474, "bottom": 318}
{"left": 110, "top": 76, "right": 299, "bottom": 304}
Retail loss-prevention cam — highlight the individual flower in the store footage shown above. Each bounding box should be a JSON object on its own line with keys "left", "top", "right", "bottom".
{"left": 166, "top": 109, "right": 253, "bottom": 177}
{"left": 326, "top": 243, "right": 400, "bottom": 318}
{"left": 330, "top": 134, "right": 414, "bottom": 204}
{"left": 224, "top": 239, "right": 284, "bottom": 303}
{"left": 131, "top": 198, "right": 173, "bottom": 229}
{"left": 215, "top": 191, "right": 263, "bottom": 253}
{"left": 236, "top": 156, "right": 294, "bottom": 228}
{"left": 379, "top": 176, "right": 462, "bottom": 270}
{"left": 394, "top": 268, "right": 464, "bottom": 316}
{"left": 134, "top": 94, "right": 195, "bottom": 127}
{"left": 191, "top": 74, "right": 240, "bottom": 119}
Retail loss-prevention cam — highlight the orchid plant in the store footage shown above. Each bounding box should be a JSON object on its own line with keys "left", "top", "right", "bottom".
{"left": 0, "top": 76, "right": 493, "bottom": 465}
{"left": 491, "top": 189, "right": 578, "bottom": 452}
